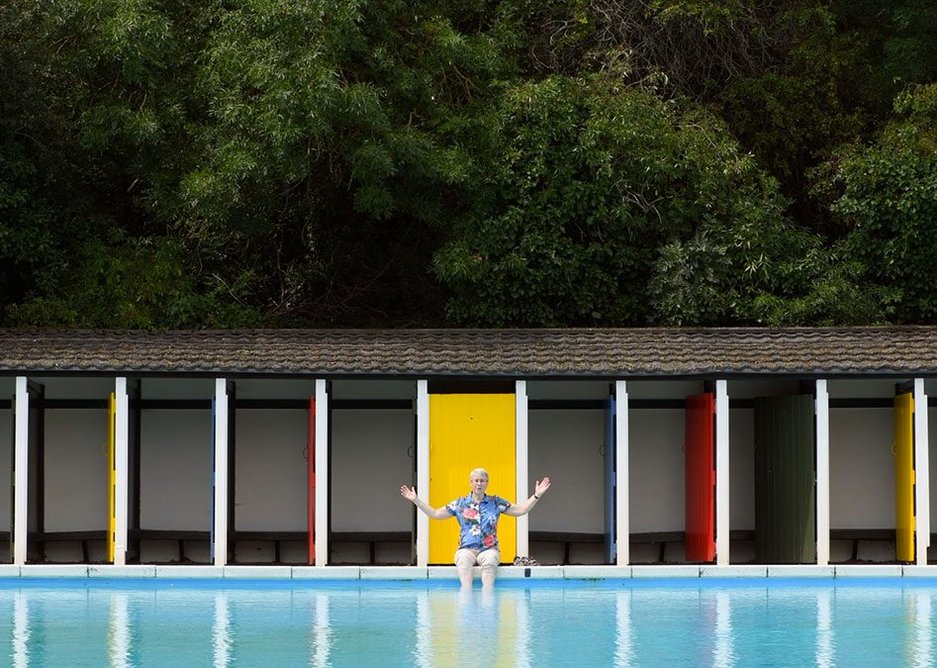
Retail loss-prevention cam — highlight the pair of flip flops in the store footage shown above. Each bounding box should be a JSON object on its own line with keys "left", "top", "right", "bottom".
{"left": 513, "top": 556, "right": 539, "bottom": 566}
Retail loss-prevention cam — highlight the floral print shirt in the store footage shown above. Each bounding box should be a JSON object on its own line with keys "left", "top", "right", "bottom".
{"left": 446, "top": 493, "right": 511, "bottom": 550}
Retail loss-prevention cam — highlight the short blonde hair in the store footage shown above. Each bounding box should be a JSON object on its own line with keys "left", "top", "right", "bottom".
{"left": 469, "top": 468, "right": 489, "bottom": 480}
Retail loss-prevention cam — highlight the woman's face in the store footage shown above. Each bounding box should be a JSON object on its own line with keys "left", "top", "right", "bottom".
{"left": 470, "top": 474, "right": 489, "bottom": 495}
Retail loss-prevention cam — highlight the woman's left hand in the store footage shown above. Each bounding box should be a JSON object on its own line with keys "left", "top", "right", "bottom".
{"left": 534, "top": 476, "right": 551, "bottom": 497}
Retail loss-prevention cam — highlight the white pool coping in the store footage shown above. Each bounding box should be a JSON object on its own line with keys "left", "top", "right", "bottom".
{"left": 2, "top": 564, "right": 937, "bottom": 580}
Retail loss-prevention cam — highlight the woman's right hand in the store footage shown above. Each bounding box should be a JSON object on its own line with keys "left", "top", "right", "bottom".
{"left": 400, "top": 485, "right": 417, "bottom": 502}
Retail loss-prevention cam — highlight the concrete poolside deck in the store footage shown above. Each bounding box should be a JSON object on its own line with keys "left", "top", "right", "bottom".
{"left": 2, "top": 563, "right": 937, "bottom": 580}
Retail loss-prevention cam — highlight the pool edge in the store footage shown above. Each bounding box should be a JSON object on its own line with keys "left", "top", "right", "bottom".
{"left": 2, "top": 564, "right": 936, "bottom": 581}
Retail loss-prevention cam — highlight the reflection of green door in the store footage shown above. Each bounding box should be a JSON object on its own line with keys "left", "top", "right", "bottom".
{"left": 754, "top": 395, "right": 816, "bottom": 564}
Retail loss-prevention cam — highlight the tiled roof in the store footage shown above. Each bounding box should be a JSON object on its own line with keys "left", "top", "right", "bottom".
{"left": 1, "top": 328, "right": 937, "bottom": 378}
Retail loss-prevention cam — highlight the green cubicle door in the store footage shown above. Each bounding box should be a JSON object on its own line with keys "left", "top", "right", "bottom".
{"left": 753, "top": 395, "right": 816, "bottom": 564}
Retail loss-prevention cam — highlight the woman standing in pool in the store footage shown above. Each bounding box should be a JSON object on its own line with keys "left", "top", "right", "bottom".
{"left": 400, "top": 468, "right": 551, "bottom": 589}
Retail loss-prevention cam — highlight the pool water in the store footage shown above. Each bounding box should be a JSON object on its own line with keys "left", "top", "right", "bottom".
{"left": 0, "top": 578, "right": 933, "bottom": 666}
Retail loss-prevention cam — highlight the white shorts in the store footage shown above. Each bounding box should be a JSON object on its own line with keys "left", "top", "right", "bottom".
{"left": 454, "top": 548, "right": 500, "bottom": 571}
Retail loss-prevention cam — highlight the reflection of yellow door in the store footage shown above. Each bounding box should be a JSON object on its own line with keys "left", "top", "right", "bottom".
{"left": 426, "top": 590, "right": 523, "bottom": 666}
{"left": 495, "top": 594, "right": 519, "bottom": 668}
{"left": 895, "top": 392, "right": 915, "bottom": 562}
{"left": 428, "top": 394, "right": 516, "bottom": 564}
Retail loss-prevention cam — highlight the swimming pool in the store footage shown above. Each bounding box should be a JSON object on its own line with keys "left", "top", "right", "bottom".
{"left": 0, "top": 578, "right": 933, "bottom": 666}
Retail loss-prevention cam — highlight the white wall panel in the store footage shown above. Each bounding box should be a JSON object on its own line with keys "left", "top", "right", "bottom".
{"left": 830, "top": 408, "right": 895, "bottom": 528}
{"left": 729, "top": 409, "right": 755, "bottom": 529}
{"left": 331, "top": 409, "right": 414, "bottom": 532}
{"left": 930, "top": 406, "right": 937, "bottom": 525}
{"left": 140, "top": 410, "right": 211, "bottom": 530}
{"left": 44, "top": 410, "right": 108, "bottom": 531}
{"left": 235, "top": 410, "right": 308, "bottom": 531}
{"left": 629, "top": 410, "right": 684, "bottom": 532}
{"left": 0, "top": 409, "right": 10, "bottom": 532}
{"left": 529, "top": 410, "right": 605, "bottom": 533}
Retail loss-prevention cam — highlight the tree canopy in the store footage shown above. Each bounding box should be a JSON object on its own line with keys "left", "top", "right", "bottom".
{"left": 2, "top": 0, "right": 934, "bottom": 328}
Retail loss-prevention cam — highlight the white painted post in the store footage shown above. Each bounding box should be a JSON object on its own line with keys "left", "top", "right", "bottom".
{"left": 715, "top": 380, "right": 730, "bottom": 566}
{"left": 12, "top": 377, "right": 29, "bottom": 566}
{"left": 515, "top": 380, "right": 529, "bottom": 558}
{"left": 114, "top": 378, "right": 130, "bottom": 566}
{"left": 815, "top": 379, "right": 830, "bottom": 566}
{"left": 615, "top": 380, "right": 629, "bottom": 566}
{"left": 416, "top": 380, "right": 430, "bottom": 567}
{"left": 314, "top": 379, "right": 330, "bottom": 566}
{"left": 915, "top": 378, "right": 930, "bottom": 566}
{"left": 212, "top": 378, "right": 229, "bottom": 567}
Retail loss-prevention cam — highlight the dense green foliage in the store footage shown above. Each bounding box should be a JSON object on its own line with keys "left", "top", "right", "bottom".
{"left": 825, "top": 84, "right": 937, "bottom": 322}
{"left": 2, "top": 0, "right": 935, "bottom": 328}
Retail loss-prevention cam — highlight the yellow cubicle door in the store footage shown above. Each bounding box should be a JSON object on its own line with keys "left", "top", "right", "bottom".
{"left": 894, "top": 392, "right": 915, "bottom": 563}
{"left": 428, "top": 394, "right": 516, "bottom": 564}
{"left": 107, "top": 392, "right": 116, "bottom": 563}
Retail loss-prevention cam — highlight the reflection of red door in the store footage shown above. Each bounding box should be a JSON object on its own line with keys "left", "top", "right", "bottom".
{"left": 308, "top": 397, "right": 316, "bottom": 565}
{"left": 685, "top": 393, "right": 715, "bottom": 562}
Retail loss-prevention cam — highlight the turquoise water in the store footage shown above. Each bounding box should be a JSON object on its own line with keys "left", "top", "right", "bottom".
{"left": 0, "top": 578, "right": 934, "bottom": 666}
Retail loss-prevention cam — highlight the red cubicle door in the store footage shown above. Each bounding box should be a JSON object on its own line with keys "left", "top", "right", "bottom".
{"left": 685, "top": 393, "right": 715, "bottom": 562}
